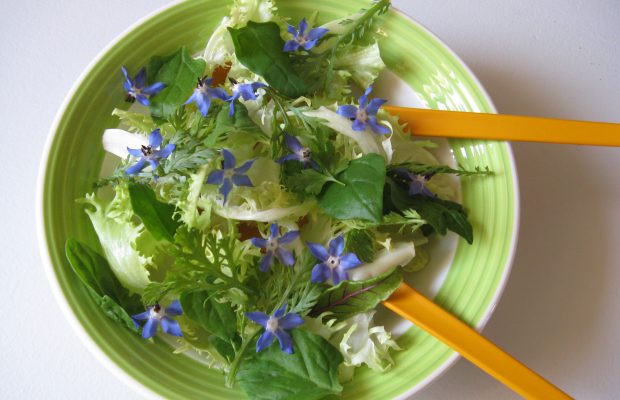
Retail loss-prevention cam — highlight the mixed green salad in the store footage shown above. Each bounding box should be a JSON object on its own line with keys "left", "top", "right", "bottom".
{"left": 65, "top": 1, "right": 489, "bottom": 398}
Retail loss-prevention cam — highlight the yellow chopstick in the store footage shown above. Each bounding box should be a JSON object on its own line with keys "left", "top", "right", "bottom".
{"left": 383, "top": 284, "right": 572, "bottom": 399}
{"left": 384, "top": 105, "right": 620, "bottom": 146}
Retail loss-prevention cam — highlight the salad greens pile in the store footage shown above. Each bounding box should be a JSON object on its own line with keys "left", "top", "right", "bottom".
{"left": 65, "top": 1, "right": 490, "bottom": 398}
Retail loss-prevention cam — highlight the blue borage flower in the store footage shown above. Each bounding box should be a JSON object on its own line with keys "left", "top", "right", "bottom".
{"left": 394, "top": 168, "right": 435, "bottom": 197}
{"left": 185, "top": 76, "right": 229, "bottom": 117}
{"left": 337, "top": 85, "right": 391, "bottom": 135}
{"left": 407, "top": 173, "right": 435, "bottom": 197}
{"left": 250, "top": 223, "right": 300, "bottom": 272}
{"left": 246, "top": 305, "right": 304, "bottom": 354}
{"left": 121, "top": 66, "right": 165, "bottom": 106}
{"left": 227, "top": 78, "right": 266, "bottom": 116}
{"left": 283, "top": 18, "right": 329, "bottom": 52}
{"left": 206, "top": 149, "right": 255, "bottom": 203}
{"left": 126, "top": 129, "right": 176, "bottom": 175}
{"left": 131, "top": 300, "right": 183, "bottom": 339}
{"left": 307, "top": 235, "right": 362, "bottom": 284}
{"left": 277, "top": 133, "right": 320, "bottom": 170}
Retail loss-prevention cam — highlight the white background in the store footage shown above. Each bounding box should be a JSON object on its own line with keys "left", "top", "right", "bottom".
{"left": 1, "top": 0, "right": 619, "bottom": 398}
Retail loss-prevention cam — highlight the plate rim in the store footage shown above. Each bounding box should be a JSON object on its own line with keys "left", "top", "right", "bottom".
{"left": 35, "top": 2, "right": 520, "bottom": 399}
{"left": 389, "top": 5, "right": 520, "bottom": 398}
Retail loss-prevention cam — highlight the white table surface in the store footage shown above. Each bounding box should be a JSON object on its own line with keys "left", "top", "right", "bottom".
{"left": 1, "top": 0, "right": 619, "bottom": 398}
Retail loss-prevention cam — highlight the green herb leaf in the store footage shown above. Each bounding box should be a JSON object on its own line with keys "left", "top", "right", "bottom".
{"left": 237, "top": 330, "right": 343, "bottom": 400}
{"left": 128, "top": 182, "right": 180, "bottom": 242}
{"left": 206, "top": 102, "right": 263, "bottom": 146}
{"left": 285, "top": 168, "right": 338, "bottom": 197}
{"left": 143, "top": 228, "right": 251, "bottom": 304}
{"left": 66, "top": 238, "right": 121, "bottom": 300}
{"left": 65, "top": 239, "right": 141, "bottom": 332}
{"left": 65, "top": 239, "right": 141, "bottom": 310}
{"left": 180, "top": 290, "right": 237, "bottom": 341}
{"left": 406, "top": 195, "right": 473, "bottom": 244}
{"left": 389, "top": 163, "right": 492, "bottom": 177}
{"left": 384, "top": 177, "right": 473, "bottom": 243}
{"left": 146, "top": 52, "right": 176, "bottom": 82}
{"left": 209, "top": 335, "right": 237, "bottom": 361}
{"left": 309, "top": 268, "right": 402, "bottom": 322}
{"left": 292, "top": 0, "right": 390, "bottom": 97}
{"left": 318, "top": 153, "right": 386, "bottom": 223}
{"left": 148, "top": 47, "right": 206, "bottom": 119}
{"left": 381, "top": 209, "right": 426, "bottom": 234}
{"left": 344, "top": 229, "right": 376, "bottom": 263}
{"left": 228, "top": 22, "right": 307, "bottom": 98}
{"left": 90, "top": 292, "right": 140, "bottom": 333}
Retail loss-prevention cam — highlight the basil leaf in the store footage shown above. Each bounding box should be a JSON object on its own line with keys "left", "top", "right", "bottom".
{"left": 66, "top": 238, "right": 116, "bottom": 298}
{"left": 180, "top": 290, "right": 237, "bottom": 341}
{"left": 65, "top": 239, "right": 141, "bottom": 311}
{"left": 309, "top": 268, "right": 403, "bottom": 322}
{"left": 344, "top": 229, "right": 376, "bottom": 263}
{"left": 90, "top": 291, "right": 139, "bottom": 333}
{"left": 237, "top": 329, "right": 343, "bottom": 400}
{"left": 318, "top": 153, "right": 386, "bottom": 223}
{"left": 128, "top": 182, "right": 180, "bottom": 242}
{"left": 208, "top": 335, "right": 236, "bottom": 361}
{"left": 148, "top": 46, "right": 206, "bottom": 119}
{"left": 65, "top": 239, "right": 141, "bottom": 332}
{"left": 146, "top": 52, "right": 176, "bottom": 83}
{"left": 228, "top": 22, "right": 307, "bottom": 98}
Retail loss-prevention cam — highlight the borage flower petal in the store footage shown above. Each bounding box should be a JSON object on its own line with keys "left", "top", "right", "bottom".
{"left": 308, "top": 235, "right": 362, "bottom": 284}
{"left": 283, "top": 18, "right": 329, "bottom": 52}
{"left": 277, "top": 133, "right": 320, "bottom": 170}
{"left": 246, "top": 305, "right": 304, "bottom": 354}
{"left": 395, "top": 168, "right": 435, "bottom": 198}
{"left": 121, "top": 66, "right": 166, "bottom": 106}
{"left": 125, "top": 128, "right": 175, "bottom": 176}
{"left": 227, "top": 80, "right": 266, "bottom": 115}
{"left": 336, "top": 85, "right": 391, "bottom": 135}
{"left": 250, "top": 223, "right": 300, "bottom": 271}
{"left": 185, "top": 77, "right": 228, "bottom": 117}
{"left": 131, "top": 301, "right": 184, "bottom": 339}
{"left": 206, "top": 149, "right": 255, "bottom": 204}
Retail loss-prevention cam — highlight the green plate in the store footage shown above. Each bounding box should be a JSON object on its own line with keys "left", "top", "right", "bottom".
{"left": 37, "top": 1, "right": 519, "bottom": 398}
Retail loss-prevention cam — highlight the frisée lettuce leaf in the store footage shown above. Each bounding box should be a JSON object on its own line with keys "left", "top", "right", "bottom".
{"left": 80, "top": 184, "right": 155, "bottom": 294}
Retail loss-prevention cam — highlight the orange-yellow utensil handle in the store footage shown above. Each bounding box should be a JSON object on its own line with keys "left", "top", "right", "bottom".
{"left": 383, "top": 284, "right": 572, "bottom": 399}
{"left": 384, "top": 105, "right": 620, "bottom": 147}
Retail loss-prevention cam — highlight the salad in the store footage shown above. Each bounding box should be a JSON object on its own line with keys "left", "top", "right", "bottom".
{"left": 64, "top": 0, "right": 489, "bottom": 398}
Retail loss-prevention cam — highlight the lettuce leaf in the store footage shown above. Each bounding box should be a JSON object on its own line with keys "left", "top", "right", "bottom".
{"left": 381, "top": 111, "right": 440, "bottom": 166}
{"left": 176, "top": 166, "right": 212, "bottom": 230}
{"left": 332, "top": 42, "right": 386, "bottom": 91}
{"left": 202, "top": 0, "right": 279, "bottom": 66}
{"left": 102, "top": 129, "right": 148, "bottom": 159}
{"left": 303, "top": 310, "right": 400, "bottom": 381}
{"left": 303, "top": 107, "right": 387, "bottom": 158}
{"left": 349, "top": 242, "right": 416, "bottom": 281}
{"left": 81, "top": 184, "right": 154, "bottom": 294}
{"left": 336, "top": 310, "right": 400, "bottom": 377}
{"left": 111, "top": 108, "right": 156, "bottom": 134}
{"left": 203, "top": 163, "right": 314, "bottom": 222}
